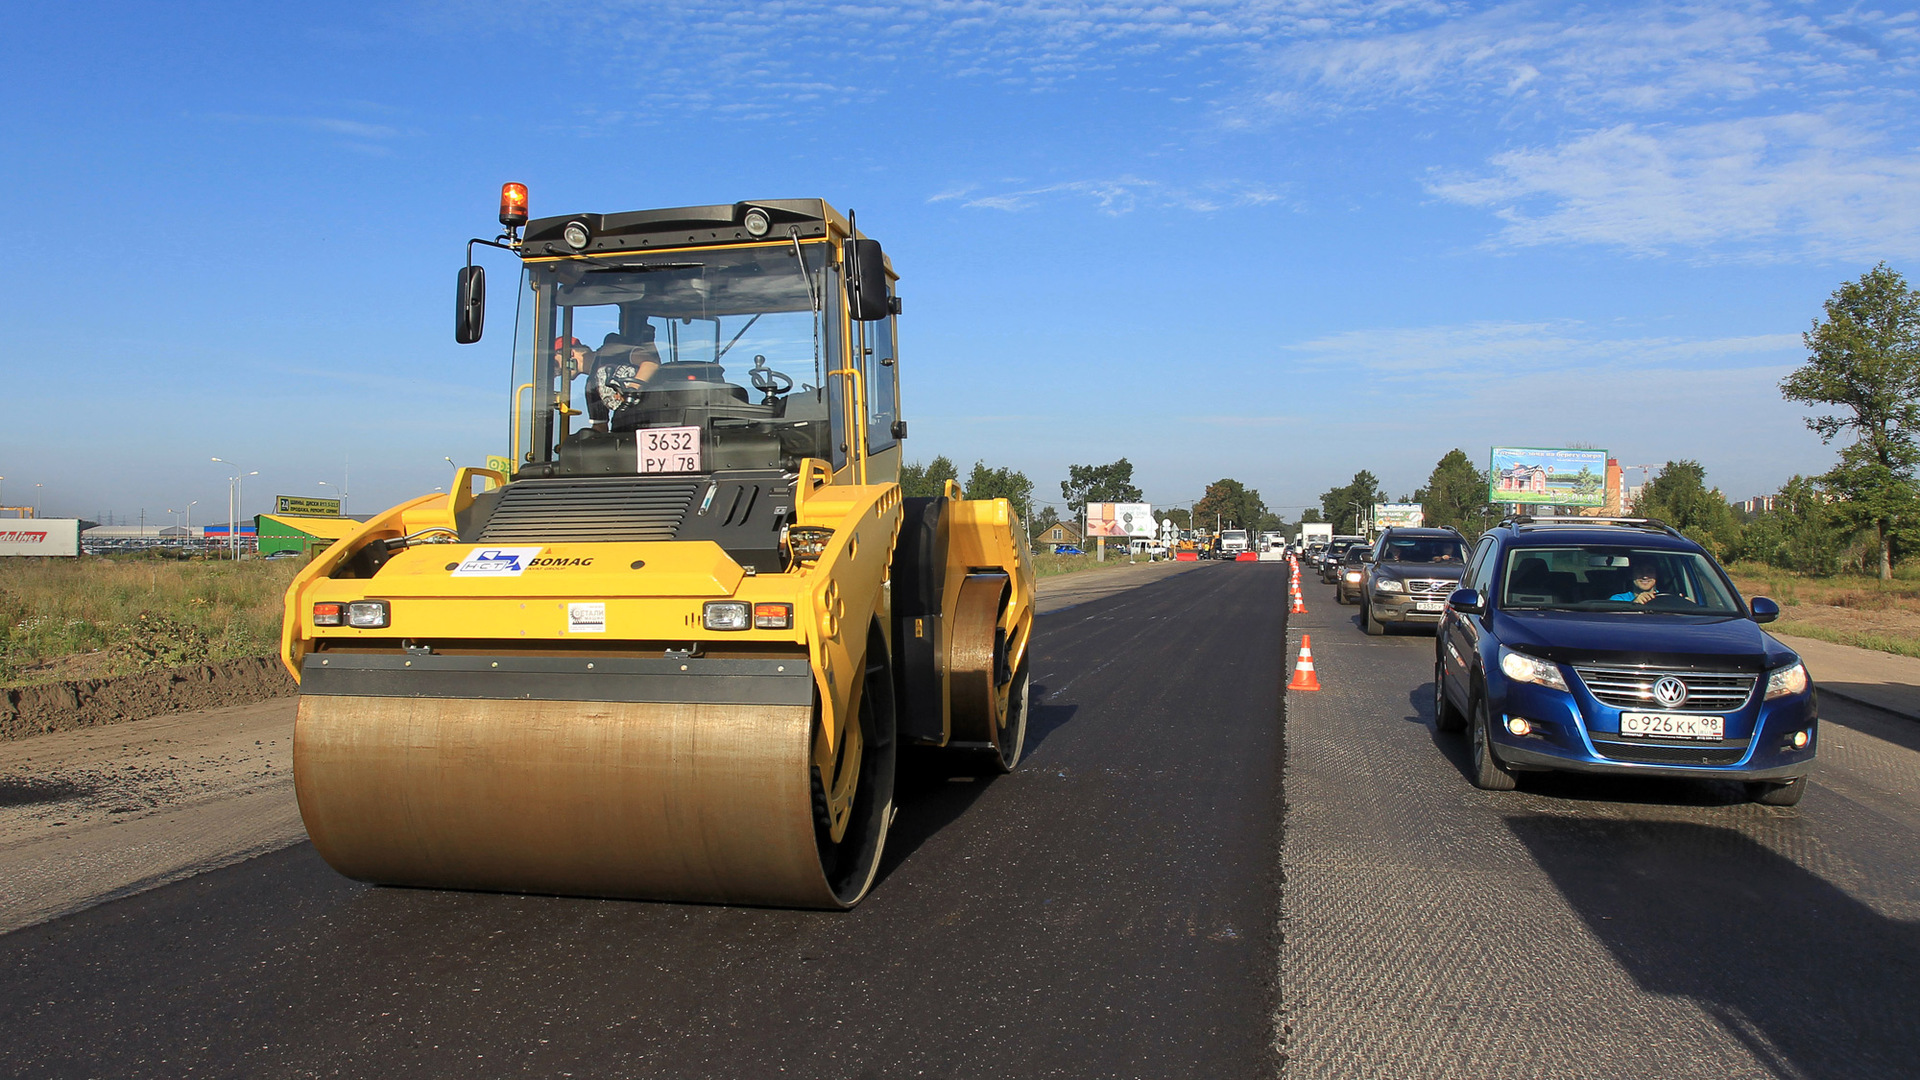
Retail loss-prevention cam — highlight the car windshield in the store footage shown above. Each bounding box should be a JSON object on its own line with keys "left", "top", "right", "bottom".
{"left": 1379, "top": 537, "right": 1465, "bottom": 564}
{"left": 1499, "top": 546, "right": 1742, "bottom": 614}
{"left": 515, "top": 242, "right": 847, "bottom": 473}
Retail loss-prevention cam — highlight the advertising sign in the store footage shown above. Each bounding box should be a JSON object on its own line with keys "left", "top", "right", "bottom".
{"left": 274, "top": 495, "right": 342, "bottom": 516}
{"left": 1374, "top": 503, "right": 1425, "bottom": 528}
{"left": 1489, "top": 447, "right": 1608, "bottom": 507}
{"left": 486, "top": 454, "right": 515, "bottom": 477}
{"left": 1085, "top": 503, "right": 1155, "bottom": 539}
{"left": 0, "top": 518, "right": 81, "bottom": 557}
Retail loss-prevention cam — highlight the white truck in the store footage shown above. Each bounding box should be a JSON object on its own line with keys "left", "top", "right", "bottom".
{"left": 1299, "top": 523, "right": 1332, "bottom": 550}
{"left": 1219, "top": 529, "right": 1251, "bottom": 558}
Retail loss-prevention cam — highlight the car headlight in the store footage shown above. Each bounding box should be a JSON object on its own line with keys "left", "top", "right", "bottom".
{"left": 1764, "top": 662, "right": 1809, "bottom": 700}
{"left": 1375, "top": 578, "right": 1405, "bottom": 593}
{"left": 1500, "top": 648, "right": 1569, "bottom": 691}
{"left": 1344, "top": 571, "right": 1363, "bottom": 582}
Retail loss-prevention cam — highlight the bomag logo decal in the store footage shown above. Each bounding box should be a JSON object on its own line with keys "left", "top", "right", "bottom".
{"left": 530, "top": 557, "right": 594, "bottom": 568}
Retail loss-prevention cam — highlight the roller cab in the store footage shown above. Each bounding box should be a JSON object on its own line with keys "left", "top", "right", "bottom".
{"left": 282, "top": 194, "right": 1032, "bottom": 908}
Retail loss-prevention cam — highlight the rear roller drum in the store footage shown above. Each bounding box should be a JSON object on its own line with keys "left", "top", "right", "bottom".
{"left": 949, "top": 573, "right": 1026, "bottom": 772}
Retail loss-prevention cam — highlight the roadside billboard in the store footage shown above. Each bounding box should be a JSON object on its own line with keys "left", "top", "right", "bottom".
{"left": 1489, "top": 447, "right": 1608, "bottom": 507}
{"left": 0, "top": 519, "right": 81, "bottom": 557}
{"left": 1374, "top": 503, "right": 1425, "bottom": 528}
{"left": 1085, "top": 502, "right": 1155, "bottom": 539}
{"left": 274, "top": 495, "right": 342, "bottom": 516}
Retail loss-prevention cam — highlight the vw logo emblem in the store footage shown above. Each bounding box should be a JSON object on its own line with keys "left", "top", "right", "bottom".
{"left": 1652, "top": 676, "right": 1688, "bottom": 709}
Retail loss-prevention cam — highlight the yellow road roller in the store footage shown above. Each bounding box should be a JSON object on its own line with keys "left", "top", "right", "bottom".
{"left": 279, "top": 188, "right": 1033, "bottom": 909}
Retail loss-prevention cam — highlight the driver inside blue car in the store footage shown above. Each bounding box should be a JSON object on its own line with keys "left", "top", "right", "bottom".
{"left": 1610, "top": 557, "right": 1666, "bottom": 604}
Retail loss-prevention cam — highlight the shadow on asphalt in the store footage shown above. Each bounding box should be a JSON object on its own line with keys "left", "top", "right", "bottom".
{"left": 1510, "top": 817, "right": 1920, "bottom": 1080}
{"left": 1820, "top": 691, "right": 1920, "bottom": 756}
{"left": 873, "top": 687, "right": 1080, "bottom": 887}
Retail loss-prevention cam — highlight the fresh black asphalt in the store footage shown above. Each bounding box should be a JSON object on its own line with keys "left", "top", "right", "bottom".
{"left": 5, "top": 563, "right": 1920, "bottom": 1079}
{"left": 0, "top": 564, "right": 1288, "bottom": 1079}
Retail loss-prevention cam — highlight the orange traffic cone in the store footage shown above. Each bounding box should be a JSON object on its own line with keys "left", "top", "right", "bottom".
{"left": 1288, "top": 635, "right": 1321, "bottom": 691}
{"left": 1289, "top": 581, "right": 1308, "bottom": 615}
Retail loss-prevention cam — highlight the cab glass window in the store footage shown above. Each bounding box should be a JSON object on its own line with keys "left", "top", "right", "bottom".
{"left": 864, "top": 312, "right": 898, "bottom": 454}
{"left": 1499, "top": 546, "right": 1740, "bottom": 614}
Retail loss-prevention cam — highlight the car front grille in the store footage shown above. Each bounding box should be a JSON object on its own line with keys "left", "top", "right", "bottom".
{"left": 1404, "top": 578, "right": 1456, "bottom": 601}
{"left": 1573, "top": 666, "right": 1756, "bottom": 712}
{"left": 1591, "top": 739, "right": 1750, "bottom": 766}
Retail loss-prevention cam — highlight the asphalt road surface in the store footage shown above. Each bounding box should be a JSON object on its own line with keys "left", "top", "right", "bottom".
{"left": 4, "top": 563, "right": 1919, "bottom": 1079}
{"left": 0, "top": 564, "right": 1285, "bottom": 1080}
{"left": 1283, "top": 571, "right": 1920, "bottom": 1080}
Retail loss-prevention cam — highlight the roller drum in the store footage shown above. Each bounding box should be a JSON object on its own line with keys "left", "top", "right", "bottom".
{"left": 294, "top": 694, "right": 861, "bottom": 908}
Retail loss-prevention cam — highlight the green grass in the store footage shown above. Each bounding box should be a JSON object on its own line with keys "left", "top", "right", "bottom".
{"left": 1030, "top": 551, "right": 1157, "bottom": 580}
{"left": 0, "top": 555, "right": 302, "bottom": 686}
{"left": 1724, "top": 560, "right": 1920, "bottom": 609}
{"left": 1768, "top": 620, "right": 1920, "bottom": 660}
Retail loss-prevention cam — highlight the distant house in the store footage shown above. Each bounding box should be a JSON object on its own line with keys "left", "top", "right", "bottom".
{"left": 1498, "top": 464, "right": 1550, "bottom": 495}
{"left": 1037, "top": 521, "right": 1084, "bottom": 552}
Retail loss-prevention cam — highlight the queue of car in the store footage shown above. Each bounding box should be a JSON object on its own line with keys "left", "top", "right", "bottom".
{"left": 1298, "top": 515, "right": 1817, "bottom": 807}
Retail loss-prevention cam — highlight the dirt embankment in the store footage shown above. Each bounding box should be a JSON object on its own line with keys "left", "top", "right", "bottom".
{"left": 0, "top": 657, "right": 295, "bottom": 742}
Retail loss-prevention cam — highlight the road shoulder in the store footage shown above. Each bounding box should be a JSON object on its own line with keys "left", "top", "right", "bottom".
{"left": 1772, "top": 632, "right": 1920, "bottom": 721}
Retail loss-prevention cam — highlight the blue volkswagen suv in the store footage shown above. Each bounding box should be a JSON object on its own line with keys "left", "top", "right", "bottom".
{"left": 1433, "top": 517, "right": 1816, "bottom": 805}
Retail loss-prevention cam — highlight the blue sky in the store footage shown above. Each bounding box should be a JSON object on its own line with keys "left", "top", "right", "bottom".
{"left": 3, "top": 0, "right": 1916, "bottom": 526}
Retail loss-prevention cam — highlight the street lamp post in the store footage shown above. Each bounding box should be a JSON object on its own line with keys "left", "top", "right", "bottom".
{"left": 317, "top": 479, "right": 348, "bottom": 514}
{"left": 212, "top": 458, "right": 258, "bottom": 560}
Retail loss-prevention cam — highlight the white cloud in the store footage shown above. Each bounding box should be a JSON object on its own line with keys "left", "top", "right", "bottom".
{"left": 934, "top": 175, "right": 1285, "bottom": 214}
{"left": 1287, "top": 319, "right": 1801, "bottom": 378}
{"left": 1426, "top": 113, "right": 1920, "bottom": 261}
{"left": 1245, "top": 2, "right": 1919, "bottom": 122}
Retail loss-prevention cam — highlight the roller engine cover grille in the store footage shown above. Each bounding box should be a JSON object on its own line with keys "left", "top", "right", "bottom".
{"left": 475, "top": 478, "right": 699, "bottom": 543}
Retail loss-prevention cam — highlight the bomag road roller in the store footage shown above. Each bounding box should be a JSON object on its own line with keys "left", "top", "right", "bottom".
{"left": 279, "top": 187, "right": 1034, "bottom": 909}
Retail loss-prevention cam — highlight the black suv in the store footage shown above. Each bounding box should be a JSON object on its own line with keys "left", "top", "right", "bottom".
{"left": 1360, "top": 527, "right": 1469, "bottom": 635}
{"left": 1433, "top": 517, "right": 1814, "bottom": 804}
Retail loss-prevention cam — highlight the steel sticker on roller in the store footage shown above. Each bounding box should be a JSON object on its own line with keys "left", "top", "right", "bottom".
{"left": 568, "top": 602, "right": 608, "bottom": 633}
{"left": 451, "top": 546, "right": 545, "bottom": 577}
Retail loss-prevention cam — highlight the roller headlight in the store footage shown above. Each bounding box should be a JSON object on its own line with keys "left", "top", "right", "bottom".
{"left": 743, "top": 207, "right": 771, "bottom": 237}
{"left": 703, "top": 601, "right": 751, "bottom": 631}
{"left": 1500, "top": 648, "right": 1568, "bottom": 692}
{"left": 563, "top": 220, "right": 591, "bottom": 251}
{"left": 1375, "top": 578, "right": 1405, "bottom": 593}
{"left": 1765, "top": 662, "right": 1809, "bottom": 700}
{"left": 346, "top": 600, "right": 390, "bottom": 629}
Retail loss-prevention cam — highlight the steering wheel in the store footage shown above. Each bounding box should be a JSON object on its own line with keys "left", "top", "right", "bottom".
{"left": 750, "top": 355, "right": 793, "bottom": 397}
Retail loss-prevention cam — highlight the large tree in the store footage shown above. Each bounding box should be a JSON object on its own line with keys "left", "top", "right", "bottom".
{"left": 964, "top": 460, "right": 1034, "bottom": 528}
{"left": 1321, "top": 470, "right": 1384, "bottom": 534}
{"left": 1193, "top": 478, "right": 1273, "bottom": 533}
{"left": 1742, "top": 475, "right": 1843, "bottom": 575}
{"left": 900, "top": 456, "right": 958, "bottom": 500}
{"left": 1635, "top": 460, "right": 1742, "bottom": 560}
{"left": 1780, "top": 263, "right": 1920, "bottom": 578}
{"left": 1059, "top": 458, "right": 1143, "bottom": 516}
{"left": 1417, "top": 449, "right": 1496, "bottom": 536}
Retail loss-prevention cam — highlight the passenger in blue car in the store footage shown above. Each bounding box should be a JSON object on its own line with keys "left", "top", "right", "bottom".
{"left": 1609, "top": 558, "right": 1667, "bottom": 604}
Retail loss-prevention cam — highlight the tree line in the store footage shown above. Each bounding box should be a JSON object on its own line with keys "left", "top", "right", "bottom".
{"left": 1312, "top": 265, "right": 1920, "bottom": 580}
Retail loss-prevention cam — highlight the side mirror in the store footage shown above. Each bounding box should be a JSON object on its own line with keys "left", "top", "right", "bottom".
{"left": 1750, "top": 596, "right": 1780, "bottom": 624}
{"left": 1448, "top": 587, "right": 1483, "bottom": 614}
{"left": 846, "top": 238, "right": 890, "bottom": 321}
{"left": 455, "top": 265, "right": 487, "bottom": 344}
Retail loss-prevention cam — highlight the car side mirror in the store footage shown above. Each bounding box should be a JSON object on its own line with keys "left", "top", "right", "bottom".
{"left": 846, "top": 238, "right": 890, "bottom": 321}
{"left": 455, "top": 265, "right": 487, "bottom": 344}
{"left": 1448, "top": 587, "right": 1482, "bottom": 614}
{"left": 1750, "top": 596, "right": 1780, "bottom": 624}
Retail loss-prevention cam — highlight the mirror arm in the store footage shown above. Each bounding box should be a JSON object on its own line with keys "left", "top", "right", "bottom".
{"left": 467, "top": 235, "right": 519, "bottom": 267}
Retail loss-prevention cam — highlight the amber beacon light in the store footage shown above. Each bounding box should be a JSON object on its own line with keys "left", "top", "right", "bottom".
{"left": 499, "top": 182, "right": 529, "bottom": 228}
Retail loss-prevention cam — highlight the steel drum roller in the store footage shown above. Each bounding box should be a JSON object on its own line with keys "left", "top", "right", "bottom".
{"left": 294, "top": 695, "right": 857, "bottom": 908}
